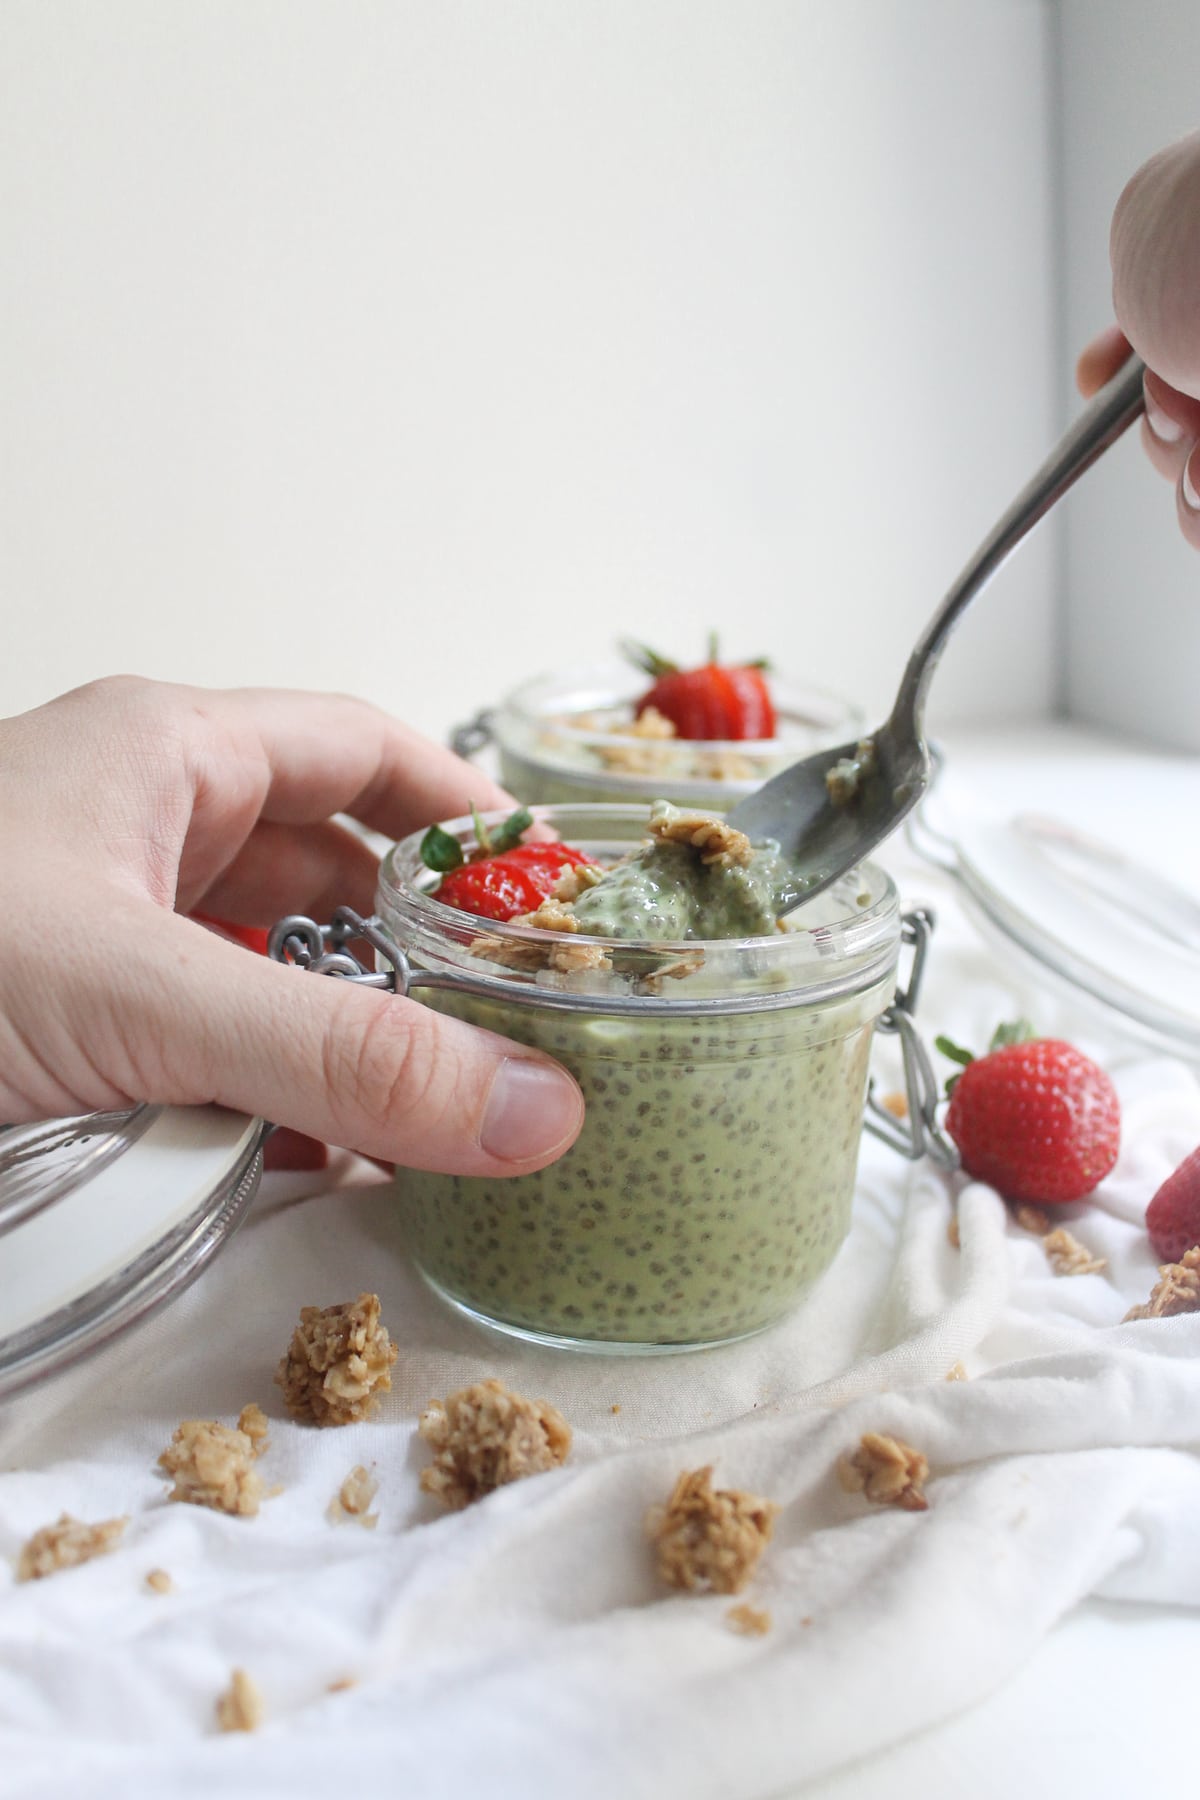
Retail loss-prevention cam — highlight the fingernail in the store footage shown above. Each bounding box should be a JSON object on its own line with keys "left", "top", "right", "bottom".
{"left": 1184, "top": 453, "right": 1200, "bottom": 514}
{"left": 480, "top": 1057, "right": 582, "bottom": 1161}
{"left": 1146, "top": 397, "right": 1185, "bottom": 445}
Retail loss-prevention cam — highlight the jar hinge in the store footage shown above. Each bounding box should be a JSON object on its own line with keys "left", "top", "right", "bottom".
{"left": 449, "top": 708, "right": 496, "bottom": 760}
{"left": 267, "top": 908, "right": 414, "bottom": 995}
{"left": 865, "top": 907, "right": 960, "bottom": 1169}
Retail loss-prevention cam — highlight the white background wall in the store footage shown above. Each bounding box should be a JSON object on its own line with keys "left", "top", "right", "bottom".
{"left": 3, "top": 2, "right": 1059, "bottom": 747}
{"left": 1056, "top": 0, "right": 1200, "bottom": 752}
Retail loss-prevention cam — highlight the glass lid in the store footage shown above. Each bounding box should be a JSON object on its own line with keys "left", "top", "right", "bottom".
{"left": 0, "top": 1105, "right": 264, "bottom": 1401}
{"left": 912, "top": 801, "right": 1200, "bottom": 1061}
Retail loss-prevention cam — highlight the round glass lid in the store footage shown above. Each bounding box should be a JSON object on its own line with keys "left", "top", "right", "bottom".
{"left": 0, "top": 1104, "right": 264, "bottom": 1400}
{"left": 916, "top": 806, "right": 1200, "bottom": 1059}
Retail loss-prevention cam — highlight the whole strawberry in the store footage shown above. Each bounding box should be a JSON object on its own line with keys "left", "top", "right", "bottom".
{"left": 1145, "top": 1145, "right": 1200, "bottom": 1263}
{"left": 938, "top": 1022, "right": 1120, "bottom": 1205}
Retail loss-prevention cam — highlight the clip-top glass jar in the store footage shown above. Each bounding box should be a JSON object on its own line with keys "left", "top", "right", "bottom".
{"left": 451, "top": 660, "right": 864, "bottom": 810}
{"left": 371, "top": 802, "right": 933, "bottom": 1353}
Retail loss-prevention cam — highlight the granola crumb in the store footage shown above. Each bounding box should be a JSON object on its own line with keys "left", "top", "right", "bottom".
{"left": 837, "top": 1433, "right": 929, "bottom": 1512}
{"left": 636, "top": 951, "right": 706, "bottom": 995}
{"left": 947, "top": 1213, "right": 961, "bottom": 1249}
{"left": 551, "top": 862, "right": 605, "bottom": 904}
{"left": 216, "top": 1668, "right": 264, "bottom": 1734}
{"left": 327, "top": 1465, "right": 380, "bottom": 1529}
{"left": 1014, "top": 1204, "right": 1051, "bottom": 1235}
{"left": 610, "top": 1403, "right": 621, "bottom": 1414}
{"left": 1043, "top": 1227, "right": 1107, "bottom": 1277}
{"left": 16, "top": 1513, "right": 128, "bottom": 1582}
{"left": 158, "top": 1419, "right": 266, "bottom": 1517}
{"left": 418, "top": 1379, "right": 571, "bottom": 1510}
{"left": 276, "top": 1293, "right": 398, "bottom": 1426}
{"left": 945, "top": 1362, "right": 969, "bottom": 1382}
{"left": 726, "top": 1603, "right": 772, "bottom": 1637}
{"left": 236, "top": 1403, "right": 270, "bottom": 1455}
{"left": 692, "top": 748, "right": 758, "bottom": 783}
{"left": 646, "top": 802, "right": 754, "bottom": 868}
{"left": 646, "top": 1466, "right": 778, "bottom": 1596}
{"left": 1124, "top": 1245, "right": 1200, "bottom": 1320}
{"left": 880, "top": 1090, "right": 908, "bottom": 1120}
{"left": 145, "top": 1567, "right": 174, "bottom": 1595}
{"left": 328, "top": 1676, "right": 357, "bottom": 1694}
{"left": 627, "top": 704, "right": 676, "bottom": 740}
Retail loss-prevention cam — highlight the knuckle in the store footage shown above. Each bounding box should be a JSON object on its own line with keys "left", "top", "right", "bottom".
{"left": 321, "top": 997, "right": 460, "bottom": 1140}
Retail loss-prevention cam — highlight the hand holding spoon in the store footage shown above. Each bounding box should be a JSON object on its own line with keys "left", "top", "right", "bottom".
{"left": 726, "top": 353, "right": 1148, "bottom": 910}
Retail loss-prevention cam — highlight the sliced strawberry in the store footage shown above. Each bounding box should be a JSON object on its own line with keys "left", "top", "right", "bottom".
{"left": 622, "top": 638, "right": 776, "bottom": 741}
{"left": 422, "top": 810, "right": 596, "bottom": 923}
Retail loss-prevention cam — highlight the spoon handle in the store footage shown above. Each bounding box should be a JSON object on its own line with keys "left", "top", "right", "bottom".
{"left": 892, "top": 352, "right": 1147, "bottom": 736}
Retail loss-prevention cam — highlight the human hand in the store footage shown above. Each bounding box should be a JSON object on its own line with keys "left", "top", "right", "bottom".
{"left": 0, "top": 677, "right": 584, "bottom": 1174}
{"left": 1076, "top": 128, "right": 1200, "bottom": 550}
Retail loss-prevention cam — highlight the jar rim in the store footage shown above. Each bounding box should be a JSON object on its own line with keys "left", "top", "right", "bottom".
{"left": 376, "top": 802, "right": 901, "bottom": 1017}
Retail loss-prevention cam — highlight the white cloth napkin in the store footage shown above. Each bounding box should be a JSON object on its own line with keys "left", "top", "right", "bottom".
{"left": 2, "top": 860, "right": 1199, "bottom": 1800}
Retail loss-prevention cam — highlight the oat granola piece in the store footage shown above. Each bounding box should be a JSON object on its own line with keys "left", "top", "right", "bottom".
{"left": 276, "top": 1293, "right": 398, "bottom": 1426}
{"left": 837, "top": 1433, "right": 929, "bottom": 1512}
{"left": 327, "top": 1465, "right": 380, "bottom": 1529}
{"left": 1043, "top": 1227, "right": 1107, "bottom": 1277}
{"left": 16, "top": 1513, "right": 128, "bottom": 1582}
{"left": 551, "top": 862, "right": 605, "bottom": 904}
{"left": 1014, "top": 1203, "right": 1050, "bottom": 1235}
{"left": 237, "top": 1403, "right": 270, "bottom": 1455}
{"left": 216, "top": 1668, "right": 264, "bottom": 1734}
{"left": 726, "top": 1602, "right": 772, "bottom": 1637}
{"left": 880, "top": 1090, "right": 909, "bottom": 1120}
{"left": 158, "top": 1419, "right": 266, "bottom": 1517}
{"left": 947, "top": 1213, "right": 961, "bottom": 1249}
{"left": 145, "top": 1567, "right": 174, "bottom": 1595}
{"left": 945, "top": 1362, "right": 969, "bottom": 1382}
{"left": 647, "top": 801, "right": 753, "bottom": 868}
{"left": 692, "top": 748, "right": 758, "bottom": 784}
{"left": 418, "top": 1379, "right": 571, "bottom": 1510}
{"left": 626, "top": 704, "right": 676, "bottom": 740}
{"left": 595, "top": 705, "right": 678, "bottom": 773}
{"left": 1124, "top": 1245, "right": 1200, "bottom": 1321}
{"left": 646, "top": 1466, "right": 778, "bottom": 1596}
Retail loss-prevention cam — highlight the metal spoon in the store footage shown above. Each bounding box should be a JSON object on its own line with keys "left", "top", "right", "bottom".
{"left": 726, "top": 352, "right": 1148, "bottom": 912}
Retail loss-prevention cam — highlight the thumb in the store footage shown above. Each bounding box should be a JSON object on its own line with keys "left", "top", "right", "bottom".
{"left": 79, "top": 906, "right": 585, "bottom": 1176}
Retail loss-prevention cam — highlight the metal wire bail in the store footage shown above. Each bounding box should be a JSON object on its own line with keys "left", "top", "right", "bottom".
{"left": 864, "top": 908, "right": 959, "bottom": 1168}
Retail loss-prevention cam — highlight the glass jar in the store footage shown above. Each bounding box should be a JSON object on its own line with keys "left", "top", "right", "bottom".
{"left": 451, "top": 660, "right": 864, "bottom": 809}
{"left": 371, "top": 803, "right": 925, "bottom": 1353}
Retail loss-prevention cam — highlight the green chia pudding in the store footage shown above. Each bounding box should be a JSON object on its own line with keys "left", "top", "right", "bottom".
{"left": 377, "top": 803, "right": 901, "bottom": 1350}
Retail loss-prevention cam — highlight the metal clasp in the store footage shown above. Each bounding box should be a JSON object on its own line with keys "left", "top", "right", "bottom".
{"left": 450, "top": 708, "right": 496, "bottom": 760}
{"left": 864, "top": 907, "right": 959, "bottom": 1169}
{"left": 267, "top": 908, "right": 413, "bottom": 995}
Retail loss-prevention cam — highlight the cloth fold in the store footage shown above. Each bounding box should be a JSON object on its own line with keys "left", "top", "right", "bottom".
{"left": 2, "top": 856, "right": 1199, "bottom": 1799}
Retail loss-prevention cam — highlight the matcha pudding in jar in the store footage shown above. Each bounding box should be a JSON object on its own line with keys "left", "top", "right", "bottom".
{"left": 375, "top": 802, "right": 903, "bottom": 1352}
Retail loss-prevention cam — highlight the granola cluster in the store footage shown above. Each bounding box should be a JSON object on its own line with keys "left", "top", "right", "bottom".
{"left": 418, "top": 1379, "right": 571, "bottom": 1511}
{"left": 646, "top": 803, "right": 753, "bottom": 868}
{"left": 158, "top": 1415, "right": 267, "bottom": 1517}
{"left": 726, "top": 1602, "right": 772, "bottom": 1637}
{"left": 1043, "top": 1227, "right": 1107, "bottom": 1277}
{"left": 646, "top": 1465, "right": 778, "bottom": 1595}
{"left": 837, "top": 1433, "right": 929, "bottom": 1512}
{"left": 216, "top": 1668, "right": 264, "bottom": 1734}
{"left": 16, "top": 1513, "right": 128, "bottom": 1582}
{"left": 594, "top": 704, "right": 677, "bottom": 773}
{"left": 824, "top": 738, "right": 878, "bottom": 808}
{"left": 276, "top": 1293, "right": 398, "bottom": 1426}
{"left": 1124, "top": 1245, "right": 1200, "bottom": 1320}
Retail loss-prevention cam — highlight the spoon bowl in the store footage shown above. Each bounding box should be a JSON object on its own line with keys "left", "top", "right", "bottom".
{"left": 729, "top": 352, "right": 1149, "bottom": 911}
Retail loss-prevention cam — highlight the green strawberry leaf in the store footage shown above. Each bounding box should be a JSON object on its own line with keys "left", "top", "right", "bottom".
{"left": 489, "top": 806, "right": 534, "bottom": 855}
{"left": 935, "top": 1034, "right": 975, "bottom": 1068}
{"left": 419, "top": 824, "right": 464, "bottom": 872}
{"left": 469, "top": 801, "right": 493, "bottom": 858}
{"left": 989, "top": 1018, "right": 1036, "bottom": 1052}
{"left": 618, "top": 638, "right": 678, "bottom": 679}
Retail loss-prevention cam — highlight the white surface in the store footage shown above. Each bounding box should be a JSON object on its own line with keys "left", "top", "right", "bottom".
{"left": 0, "top": 1107, "right": 260, "bottom": 1338}
{"left": 1, "top": 725, "right": 1199, "bottom": 1799}
{"left": 1057, "top": 0, "right": 1200, "bottom": 750}
{"left": 0, "top": 1, "right": 1057, "bottom": 739}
